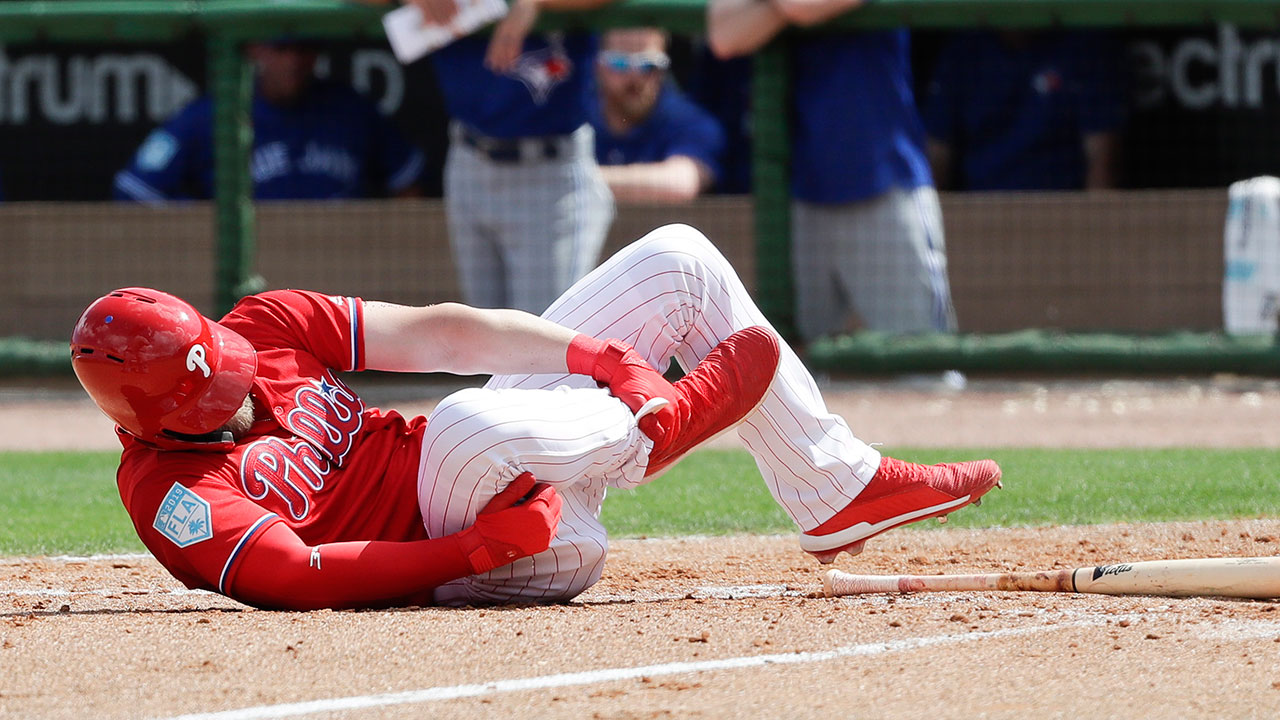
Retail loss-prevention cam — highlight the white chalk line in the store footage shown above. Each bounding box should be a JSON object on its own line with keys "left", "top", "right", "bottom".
{"left": 156, "top": 615, "right": 1141, "bottom": 720}
{"left": 584, "top": 583, "right": 802, "bottom": 603}
{"left": 0, "top": 584, "right": 788, "bottom": 602}
{"left": 1191, "top": 618, "right": 1280, "bottom": 641}
{"left": 0, "top": 553, "right": 153, "bottom": 565}
{"left": 1, "top": 587, "right": 210, "bottom": 598}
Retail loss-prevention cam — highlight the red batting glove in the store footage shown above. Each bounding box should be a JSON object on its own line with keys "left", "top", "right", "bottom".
{"left": 565, "top": 334, "right": 680, "bottom": 444}
{"left": 455, "top": 472, "right": 563, "bottom": 575}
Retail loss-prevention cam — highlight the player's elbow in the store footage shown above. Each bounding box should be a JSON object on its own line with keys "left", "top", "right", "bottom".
{"left": 418, "top": 302, "right": 493, "bottom": 373}
{"left": 427, "top": 303, "right": 547, "bottom": 375}
{"left": 707, "top": 27, "right": 751, "bottom": 60}
{"left": 660, "top": 158, "right": 712, "bottom": 203}
{"left": 706, "top": 34, "right": 735, "bottom": 60}
{"left": 706, "top": 11, "right": 754, "bottom": 58}
{"left": 664, "top": 179, "right": 704, "bottom": 204}
{"left": 706, "top": 0, "right": 781, "bottom": 58}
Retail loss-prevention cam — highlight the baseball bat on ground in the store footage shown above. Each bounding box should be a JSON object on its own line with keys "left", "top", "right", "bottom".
{"left": 823, "top": 556, "right": 1280, "bottom": 599}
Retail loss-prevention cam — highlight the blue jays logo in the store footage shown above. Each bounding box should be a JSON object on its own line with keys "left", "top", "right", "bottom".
{"left": 153, "top": 484, "right": 212, "bottom": 547}
{"left": 1032, "top": 68, "right": 1064, "bottom": 96}
{"left": 508, "top": 35, "right": 573, "bottom": 105}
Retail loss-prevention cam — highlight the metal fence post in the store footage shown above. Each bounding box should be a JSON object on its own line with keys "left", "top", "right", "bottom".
{"left": 751, "top": 40, "right": 794, "bottom": 339}
{"left": 208, "top": 33, "right": 262, "bottom": 317}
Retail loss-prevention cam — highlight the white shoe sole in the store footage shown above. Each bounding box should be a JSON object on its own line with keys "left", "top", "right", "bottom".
{"left": 797, "top": 495, "right": 973, "bottom": 554}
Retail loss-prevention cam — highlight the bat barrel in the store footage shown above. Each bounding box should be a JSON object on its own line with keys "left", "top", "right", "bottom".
{"left": 1070, "top": 557, "right": 1280, "bottom": 599}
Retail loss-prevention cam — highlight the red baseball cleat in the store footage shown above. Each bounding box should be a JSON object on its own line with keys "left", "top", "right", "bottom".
{"left": 640, "top": 326, "right": 781, "bottom": 478}
{"left": 800, "top": 457, "right": 1003, "bottom": 563}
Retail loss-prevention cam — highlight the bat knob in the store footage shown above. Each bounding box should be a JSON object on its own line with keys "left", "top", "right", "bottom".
{"left": 822, "top": 569, "right": 841, "bottom": 597}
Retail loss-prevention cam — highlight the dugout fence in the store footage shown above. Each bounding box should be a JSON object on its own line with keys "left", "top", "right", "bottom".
{"left": 4, "top": 0, "right": 1280, "bottom": 375}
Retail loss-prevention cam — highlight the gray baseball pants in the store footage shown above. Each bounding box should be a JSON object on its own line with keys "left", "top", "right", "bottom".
{"left": 444, "top": 123, "right": 616, "bottom": 314}
{"left": 791, "top": 185, "right": 957, "bottom": 342}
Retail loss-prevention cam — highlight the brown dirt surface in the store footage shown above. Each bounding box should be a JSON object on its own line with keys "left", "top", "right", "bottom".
{"left": 7, "top": 374, "right": 1280, "bottom": 451}
{"left": 2, "top": 375, "right": 1279, "bottom": 719}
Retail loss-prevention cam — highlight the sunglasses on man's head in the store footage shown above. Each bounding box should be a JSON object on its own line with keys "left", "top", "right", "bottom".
{"left": 598, "top": 50, "right": 670, "bottom": 74}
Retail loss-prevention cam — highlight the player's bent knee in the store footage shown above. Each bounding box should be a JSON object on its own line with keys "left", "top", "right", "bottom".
{"left": 631, "top": 223, "right": 728, "bottom": 272}
{"left": 645, "top": 223, "right": 711, "bottom": 252}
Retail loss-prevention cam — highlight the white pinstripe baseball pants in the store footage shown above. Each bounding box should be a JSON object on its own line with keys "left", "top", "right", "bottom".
{"left": 421, "top": 223, "right": 882, "bottom": 605}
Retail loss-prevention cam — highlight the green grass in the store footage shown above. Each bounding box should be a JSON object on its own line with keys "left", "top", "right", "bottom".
{"left": 1, "top": 448, "right": 1278, "bottom": 555}
{"left": 599, "top": 448, "right": 1280, "bottom": 536}
{"left": 0, "top": 452, "right": 141, "bottom": 555}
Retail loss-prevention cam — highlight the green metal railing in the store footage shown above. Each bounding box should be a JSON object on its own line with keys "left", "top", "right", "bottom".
{"left": 8, "top": 0, "right": 1280, "bottom": 41}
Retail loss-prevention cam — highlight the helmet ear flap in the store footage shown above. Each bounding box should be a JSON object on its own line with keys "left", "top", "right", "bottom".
{"left": 71, "top": 287, "right": 257, "bottom": 448}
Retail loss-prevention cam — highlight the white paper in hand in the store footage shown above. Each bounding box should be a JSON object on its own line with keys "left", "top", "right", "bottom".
{"left": 382, "top": 0, "right": 508, "bottom": 64}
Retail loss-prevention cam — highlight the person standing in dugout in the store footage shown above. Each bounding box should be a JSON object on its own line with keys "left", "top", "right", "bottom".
{"left": 367, "top": 0, "right": 618, "bottom": 315}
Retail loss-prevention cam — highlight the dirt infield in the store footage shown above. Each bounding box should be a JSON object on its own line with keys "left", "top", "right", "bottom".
{"left": 1, "top": 376, "right": 1279, "bottom": 719}
{"left": 3, "top": 523, "right": 1278, "bottom": 719}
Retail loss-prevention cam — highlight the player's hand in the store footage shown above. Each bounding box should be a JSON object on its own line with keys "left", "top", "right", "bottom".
{"left": 484, "top": 0, "right": 539, "bottom": 73}
{"left": 569, "top": 338, "right": 680, "bottom": 446}
{"left": 457, "top": 472, "right": 562, "bottom": 575}
{"left": 405, "top": 0, "right": 459, "bottom": 27}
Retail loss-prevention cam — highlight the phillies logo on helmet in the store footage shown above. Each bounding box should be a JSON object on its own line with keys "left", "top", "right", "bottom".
{"left": 70, "top": 287, "right": 258, "bottom": 448}
{"left": 186, "top": 344, "right": 212, "bottom": 378}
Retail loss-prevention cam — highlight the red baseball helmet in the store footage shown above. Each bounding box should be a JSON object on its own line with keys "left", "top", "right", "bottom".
{"left": 70, "top": 288, "right": 257, "bottom": 450}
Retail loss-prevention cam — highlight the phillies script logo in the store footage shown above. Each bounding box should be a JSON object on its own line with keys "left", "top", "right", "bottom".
{"left": 240, "top": 438, "right": 333, "bottom": 521}
{"left": 286, "top": 374, "right": 363, "bottom": 465}
{"left": 238, "top": 373, "right": 364, "bottom": 521}
{"left": 1091, "top": 563, "right": 1134, "bottom": 580}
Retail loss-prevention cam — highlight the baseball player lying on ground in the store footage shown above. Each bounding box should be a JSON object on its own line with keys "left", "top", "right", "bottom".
{"left": 70, "top": 224, "right": 1001, "bottom": 610}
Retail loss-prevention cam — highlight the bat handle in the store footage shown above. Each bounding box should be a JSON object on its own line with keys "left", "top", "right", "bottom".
{"left": 823, "top": 569, "right": 910, "bottom": 596}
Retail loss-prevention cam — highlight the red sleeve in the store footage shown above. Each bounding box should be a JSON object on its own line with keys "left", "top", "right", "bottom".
{"left": 219, "top": 290, "right": 365, "bottom": 372}
{"left": 124, "top": 472, "right": 281, "bottom": 595}
{"left": 127, "top": 467, "right": 479, "bottom": 608}
{"left": 228, "top": 522, "right": 476, "bottom": 610}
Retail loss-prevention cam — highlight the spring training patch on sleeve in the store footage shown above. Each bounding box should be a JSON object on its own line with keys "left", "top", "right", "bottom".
{"left": 153, "top": 483, "right": 213, "bottom": 548}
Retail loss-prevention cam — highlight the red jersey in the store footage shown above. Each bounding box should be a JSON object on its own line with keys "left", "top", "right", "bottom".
{"left": 116, "top": 290, "right": 430, "bottom": 595}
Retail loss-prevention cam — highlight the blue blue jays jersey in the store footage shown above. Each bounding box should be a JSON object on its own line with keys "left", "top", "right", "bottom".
{"left": 791, "top": 31, "right": 933, "bottom": 204}
{"left": 589, "top": 82, "right": 726, "bottom": 185}
{"left": 685, "top": 51, "right": 752, "bottom": 194}
{"left": 921, "top": 30, "right": 1125, "bottom": 191}
{"left": 113, "top": 80, "right": 425, "bottom": 201}
{"left": 431, "top": 33, "right": 596, "bottom": 138}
